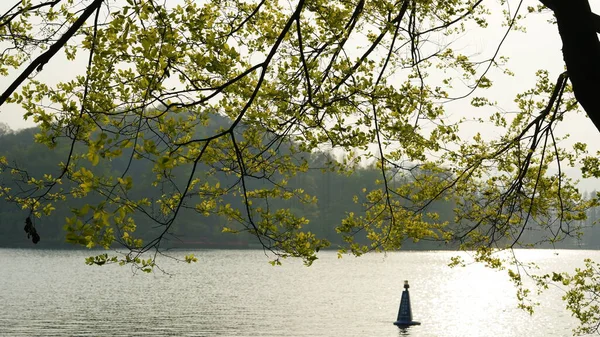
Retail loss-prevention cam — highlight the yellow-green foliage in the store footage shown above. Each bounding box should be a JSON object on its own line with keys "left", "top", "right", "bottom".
{"left": 1, "top": 0, "right": 599, "bottom": 331}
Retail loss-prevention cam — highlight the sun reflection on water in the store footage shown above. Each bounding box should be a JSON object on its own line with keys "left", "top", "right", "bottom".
{"left": 393, "top": 250, "right": 581, "bottom": 337}
{"left": 0, "top": 248, "right": 587, "bottom": 337}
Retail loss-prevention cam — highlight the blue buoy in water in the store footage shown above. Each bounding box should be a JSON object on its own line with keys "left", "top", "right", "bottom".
{"left": 394, "top": 280, "right": 421, "bottom": 327}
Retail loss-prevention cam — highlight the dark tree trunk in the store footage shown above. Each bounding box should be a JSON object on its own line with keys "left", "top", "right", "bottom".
{"left": 540, "top": 0, "right": 600, "bottom": 132}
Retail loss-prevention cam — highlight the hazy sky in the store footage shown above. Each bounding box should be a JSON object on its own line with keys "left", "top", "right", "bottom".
{"left": 2, "top": 0, "right": 600, "bottom": 189}
{"left": 0, "top": 0, "right": 571, "bottom": 129}
{"left": 0, "top": 0, "right": 590, "bottom": 130}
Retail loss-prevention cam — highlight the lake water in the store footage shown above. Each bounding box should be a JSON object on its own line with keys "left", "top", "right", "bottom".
{"left": 0, "top": 248, "right": 590, "bottom": 336}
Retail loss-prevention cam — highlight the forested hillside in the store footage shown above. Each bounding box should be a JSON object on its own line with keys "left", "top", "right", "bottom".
{"left": 0, "top": 115, "right": 452, "bottom": 250}
{"left": 0, "top": 119, "right": 590, "bottom": 250}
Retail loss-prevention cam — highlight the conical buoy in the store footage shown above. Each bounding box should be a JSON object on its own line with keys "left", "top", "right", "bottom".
{"left": 393, "top": 280, "right": 421, "bottom": 327}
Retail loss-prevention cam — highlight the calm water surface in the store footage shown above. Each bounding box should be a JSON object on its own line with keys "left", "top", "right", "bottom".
{"left": 0, "top": 249, "right": 589, "bottom": 336}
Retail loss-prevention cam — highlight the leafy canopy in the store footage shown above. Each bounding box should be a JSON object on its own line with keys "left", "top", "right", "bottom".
{"left": 1, "top": 0, "right": 600, "bottom": 333}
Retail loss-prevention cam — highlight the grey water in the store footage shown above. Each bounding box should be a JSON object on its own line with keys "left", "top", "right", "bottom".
{"left": 0, "top": 248, "right": 586, "bottom": 336}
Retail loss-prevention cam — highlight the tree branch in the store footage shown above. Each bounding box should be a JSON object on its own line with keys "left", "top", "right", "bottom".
{"left": 0, "top": 0, "right": 104, "bottom": 107}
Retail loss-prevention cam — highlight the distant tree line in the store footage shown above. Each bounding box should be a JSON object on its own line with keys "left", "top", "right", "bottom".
{"left": 0, "top": 117, "right": 457, "bottom": 250}
{"left": 575, "top": 191, "right": 600, "bottom": 249}
{"left": 0, "top": 118, "right": 589, "bottom": 251}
